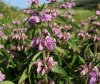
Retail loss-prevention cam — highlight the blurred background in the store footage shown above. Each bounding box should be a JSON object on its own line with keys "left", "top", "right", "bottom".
{"left": 1, "top": 0, "right": 100, "bottom": 10}
{"left": 0, "top": 0, "right": 100, "bottom": 23}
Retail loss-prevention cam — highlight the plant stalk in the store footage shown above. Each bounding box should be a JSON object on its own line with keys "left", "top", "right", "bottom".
{"left": 43, "top": 51, "right": 48, "bottom": 84}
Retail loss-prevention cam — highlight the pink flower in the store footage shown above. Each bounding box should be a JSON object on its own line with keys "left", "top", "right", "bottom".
{"left": 95, "top": 10, "right": 100, "bottom": 15}
{"left": 0, "top": 13, "right": 3, "bottom": 18}
{"left": 46, "top": 57, "right": 58, "bottom": 71}
{"left": 0, "top": 31, "right": 2, "bottom": 36}
{"left": 41, "top": 14, "right": 52, "bottom": 22}
{"left": 42, "top": 29, "right": 50, "bottom": 36}
{"left": 60, "top": 4, "right": 66, "bottom": 9}
{"left": 52, "top": 28, "right": 61, "bottom": 36}
{"left": 29, "top": 16, "right": 40, "bottom": 25}
{"left": 12, "top": 20, "right": 20, "bottom": 25}
{"left": 0, "top": 71, "right": 5, "bottom": 82}
{"left": 51, "top": 13, "right": 57, "bottom": 19}
{"left": 37, "top": 62, "right": 42, "bottom": 74}
{"left": 66, "top": 2, "right": 75, "bottom": 8}
{"left": 31, "top": 36, "right": 56, "bottom": 50}
{"left": 23, "top": 10, "right": 31, "bottom": 14}
{"left": 30, "top": 37, "right": 44, "bottom": 50}
{"left": 34, "top": 57, "right": 57, "bottom": 76}
{"left": 28, "top": 0, "right": 39, "bottom": 4}
{"left": 88, "top": 70, "right": 98, "bottom": 84}
{"left": 41, "top": 68, "right": 46, "bottom": 76}
{"left": 63, "top": 33, "right": 72, "bottom": 40}
{"left": 44, "top": 36, "right": 56, "bottom": 50}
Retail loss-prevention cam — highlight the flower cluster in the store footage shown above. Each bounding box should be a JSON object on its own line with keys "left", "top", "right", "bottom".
{"left": 60, "top": 2, "right": 75, "bottom": 9}
{"left": 12, "top": 20, "right": 20, "bottom": 25}
{"left": 34, "top": 56, "right": 58, "bottom": 76}
{"left": 88, "top": 67, "right": 99, "bottom": 84}
{"left": 30, "top": 36, "right": 56, "bottom": 50}
{"left": 28, "top": 15, "right": 40, "bottom": 25}
{"left": 77, "top": 63, "right": 100, "bottom": 84}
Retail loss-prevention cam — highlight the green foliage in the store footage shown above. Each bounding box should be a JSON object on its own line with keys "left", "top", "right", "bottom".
{"left": 0, "top": 0, "right": 100, "bottom": 84}
{"left": 0, "top": 81, "right": 14, "bottom": 84}
{"left": 53, "top": 66, "right": 72, "bottom": 84}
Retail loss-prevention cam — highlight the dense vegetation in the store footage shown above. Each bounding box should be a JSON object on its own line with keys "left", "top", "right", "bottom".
{"left": 0, "top": 0, "right": 100, "bottom": 84}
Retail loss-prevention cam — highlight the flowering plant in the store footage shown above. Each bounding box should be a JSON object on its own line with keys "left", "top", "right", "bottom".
{"left": 0, "top": 0, "right": 100, "bottom": 84}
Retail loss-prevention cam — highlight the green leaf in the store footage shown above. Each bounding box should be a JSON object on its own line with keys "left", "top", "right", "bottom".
{"left": 55, "top": 46, "right": 67, "bottom": 56}
{"left": 0, "top": 65, "right": 13, "bottom": 80}
{"left": 29, "top": 29, "right": 36, "bottom": 39}
{"left": 59, "top": 81, "right": 64, "bottom": 84}
{"left": 71, "top": 22, "right": 80, "bottom": 29}
{"left": 28, "top": 51, "right": 42, "bottom": 74}
{"left": 57, "top": 53, "right": 62, "bottom": 66}
{"left": 70, "top": 54, "right": 78, "bottom": 66}
{"left": 18, "top": 69, "right": 29, "bottom": 84}
{"left": 53, "top": 66, "right": 72, "bottom": 84}
{"left": 44, "top": 26, "right": 54, "bottom": 38}
{"left": 78, "top": 55, "right": 85, "bottom": 64}
{"left": 67, "top": 40, "right": 79, "bottom": 50}
{"left": 1, "top": 49, "right": 14, "bottom": 65}
{"left": 0, "top": 56, "right": 5, "bottom": 63}
{"left": 0, "top": 81, "right": 14, "bottom": 84}
{"left": 94, "top": 60, "right": 100, "bottom": 66}
{"left": 38, "top": 3, "right": 45, "bottom": 11}
{"left": 89, "top": 48, "right": 94, "bottom": 57}
{"left": 55, "top": 15, "right": 66, "bottom": 25}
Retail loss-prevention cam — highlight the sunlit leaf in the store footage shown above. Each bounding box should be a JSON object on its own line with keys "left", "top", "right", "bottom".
{"left": 67, "top": 40, "right": 79, "bottom": 50}
{"left": 18, "top": 69, "right": 29, "bottom": 84}
{"left": 0, "top": 81, "right": 14, "bottom": 84}
{"left": 55, "top": 46, "right": 67, "bottom": 56}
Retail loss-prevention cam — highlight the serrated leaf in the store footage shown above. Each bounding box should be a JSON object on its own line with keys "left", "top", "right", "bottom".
{"left": 0, "top": 81, "right": 14, "bottom": 84}
{"left": 53, "top": 66, "right": 72, "bottom": 84}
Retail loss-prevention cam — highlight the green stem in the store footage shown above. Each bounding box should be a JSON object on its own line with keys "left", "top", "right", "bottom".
{"left": 47, "top": 51, "right": 50, "bottom": 57}
{"left": 43, "top": 51, "right": 48, "bottom": 84}
{"left": 85, "top": 77, "right": 88, "bottom": 84}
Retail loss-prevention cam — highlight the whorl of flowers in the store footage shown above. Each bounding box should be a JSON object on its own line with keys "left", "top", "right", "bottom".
{"left": 30, "top": 36, "right": 56, "bottom": 51}
{"left": 33, "top": 56, "right": 58, "bottom": 76}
